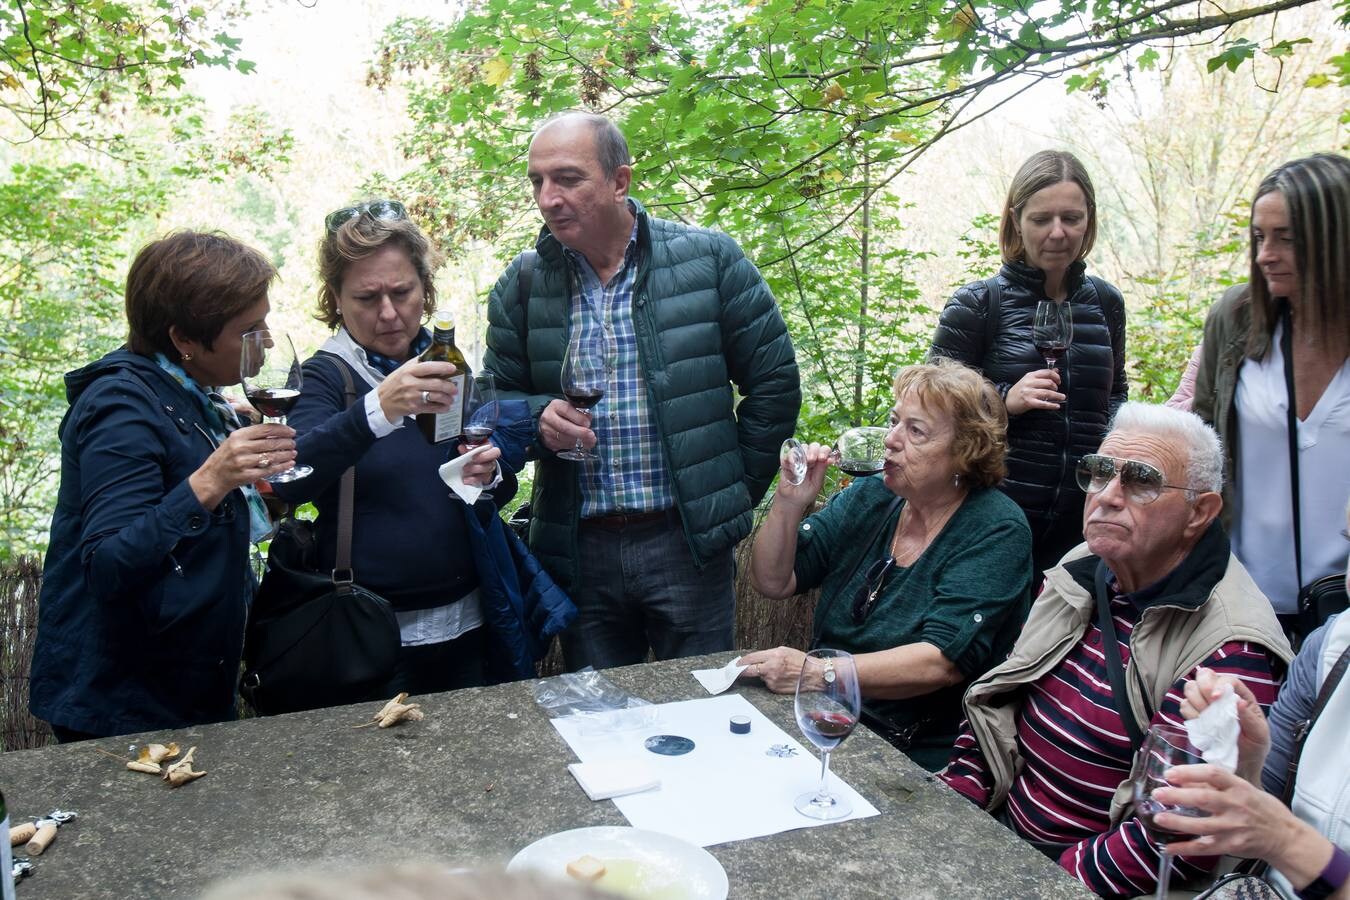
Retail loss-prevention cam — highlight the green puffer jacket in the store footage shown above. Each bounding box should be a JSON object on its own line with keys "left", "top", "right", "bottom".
{"left": 484, "top": 199, "right": 801, "bottom": 592}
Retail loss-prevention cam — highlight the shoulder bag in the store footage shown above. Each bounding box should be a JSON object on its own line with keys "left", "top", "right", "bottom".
{"left": 1279, "top": 301, "right": 1349, "bottom": 645}
{"left": 241, "top": 357, "right": 400, "bottom": 715}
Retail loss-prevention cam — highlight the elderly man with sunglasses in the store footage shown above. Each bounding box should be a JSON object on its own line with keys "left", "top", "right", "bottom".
{"left": 940, "top": 402, "right": 1293, "bottom": 899}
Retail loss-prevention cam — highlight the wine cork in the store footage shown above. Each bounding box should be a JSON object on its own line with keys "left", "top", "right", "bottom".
{"left": 26, "top": 822, "right": 57, "bottom": 856}
{"left": 9, "top": 821, "right": 36, "bottom": 845}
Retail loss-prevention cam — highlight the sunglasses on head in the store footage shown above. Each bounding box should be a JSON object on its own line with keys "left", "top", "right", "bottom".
{"left": 851, "top": 556, "right": 896, "bottom": 625}
{"left": 1075, "top": 453, "right": 1193, "bottom": 505}
{"left": 324, "top": 199, "right": 408, "bottom": 234}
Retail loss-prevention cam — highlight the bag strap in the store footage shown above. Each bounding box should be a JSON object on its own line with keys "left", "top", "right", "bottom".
{"left": 982, "top": 276, "right": 1002, "bottom": 353}
{"left": 1280, "top": 642, "right": 1350, "bottom": 806}
{"left": 1095, "top": 561, "right": 1147, "bottom": 756}
{"left": 321, "top": 355, "right": 359, "bottom": 592}
{"left": 809, "top": 495, "right": 903, "bottom": 649}
{"left": 1280, "top": 300, "right": 1305, "bottom": 592}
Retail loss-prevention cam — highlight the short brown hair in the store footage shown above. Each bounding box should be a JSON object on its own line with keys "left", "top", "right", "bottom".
{"left": 125, "top": 231, "right": 276, "bottom": 359}
{"left": 316, "top": 213, "right": 440, "bottom": 329}
{"left": 999, "top": 150, "right": 1098, "bottom": 265}
{"left": 892, "top": 358, "right": 1008, "bottom": 488}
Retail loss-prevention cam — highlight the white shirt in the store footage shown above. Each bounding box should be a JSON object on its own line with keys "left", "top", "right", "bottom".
{"left": 1234, "top": 323, "right": 1350, "bottom": 613}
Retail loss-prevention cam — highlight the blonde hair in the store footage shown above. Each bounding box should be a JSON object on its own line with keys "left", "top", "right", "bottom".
{"left": 999, "top": 150, "right": 1098, "bottom": 266}
{"left": 316, "top": 212, "right": 441, "bottom": 330}
{"left": 892, "top": 358, "right": 1008, "bottom": 488}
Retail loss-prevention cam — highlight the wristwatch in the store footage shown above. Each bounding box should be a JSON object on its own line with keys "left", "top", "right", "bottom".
{"left": 821, "top": 658, "right": 836, "bottom": 685}
{"left": 1299, "top": 845, "right": 1349, "bottom": 900}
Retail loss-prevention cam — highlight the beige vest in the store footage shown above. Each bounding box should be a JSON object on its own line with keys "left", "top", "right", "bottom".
{"left": 962, "top": 543, "right": 1294, "bottom": 827}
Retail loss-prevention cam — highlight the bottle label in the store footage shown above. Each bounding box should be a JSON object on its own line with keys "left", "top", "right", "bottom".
{"left": 431, "top": 373, "right": 467, "bottom": 442}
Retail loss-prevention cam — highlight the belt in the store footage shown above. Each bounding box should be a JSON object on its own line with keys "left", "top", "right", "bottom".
{"left": 580, "top": 508, "right": 679, "bottom": 531}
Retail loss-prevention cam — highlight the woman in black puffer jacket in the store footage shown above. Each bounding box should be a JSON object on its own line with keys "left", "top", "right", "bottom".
{"left": 930, "top": 150, "right": 1127, "bottom": 575}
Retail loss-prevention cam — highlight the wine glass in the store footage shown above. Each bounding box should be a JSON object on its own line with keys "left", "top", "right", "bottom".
{"left": 461, "top": 373, "right": 500, "bottom": 501}
{"left": 1132, "top": 723, "right": 1208, "bottom": 899}
{"left": 240, "top": 330, "right": 312, "bottom": 483}
{"left": 780, "top": 426, "right": 889, "bottom": 486}
{"left": 1033, "top": 299, "right": 1073, "bottom": 370}
{"left": 794, "top": 648, "right": 862, "bottom": 820}
{"left": 558, "top": 331, "right": 605, "bottom": 462}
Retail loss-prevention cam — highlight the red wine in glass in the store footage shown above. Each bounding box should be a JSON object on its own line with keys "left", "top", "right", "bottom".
{"left": 563, "top": 388, "right": 604, "bottom": 410}
{"left": 559, "top": 334, "right": 605, "bottom": 462}
{"left": 798, "top": 709, "right": 858, "bottom": 751}
{"left": 1033, "top": 300, "right": 1073, "bottom": 370}
{"left": 794, "top": 649, "right": 861, "bottom": 821}
{"left": 838, "top": 461, "right": 885, "bottom": 478}
{"left": 240, "top": 330, "right": 312, "bottom": 484}
{"left": 244, "top": 387, "right": 301, "bottom": 419}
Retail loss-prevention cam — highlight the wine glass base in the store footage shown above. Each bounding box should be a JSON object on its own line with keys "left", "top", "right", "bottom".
{"left": 557, "top": 449, "right": 597, "bottom": 461}
{"left": 794, "top": 790, "right": 852, "bottom": 820}
{"left": 265, "top": 465, "right": 313, "bottom": 484}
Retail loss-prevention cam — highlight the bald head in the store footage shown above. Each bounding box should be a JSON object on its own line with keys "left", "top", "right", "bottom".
{"left": 532, "top": 112, "right": 631, "bottom": 180}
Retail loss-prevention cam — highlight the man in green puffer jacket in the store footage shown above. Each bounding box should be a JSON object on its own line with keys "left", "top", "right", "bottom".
{"left": 484, "top": 112, "right": 801, "bottom": 670}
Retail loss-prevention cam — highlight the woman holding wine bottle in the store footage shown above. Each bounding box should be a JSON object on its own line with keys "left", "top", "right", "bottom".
{"left": 30, "top": 231, "right": 297, "bottom": 739}
{"left": 930, "top": 150, "right": 1127, "bottom": 576}
{"left": 269, "top": 202, "right": 570, "bottom": 702}
{"left": 743, "top": 360, "right": 1034, "bottom": 771}
{"left": 270, "top": 202, "right": 503, "bottom": 697}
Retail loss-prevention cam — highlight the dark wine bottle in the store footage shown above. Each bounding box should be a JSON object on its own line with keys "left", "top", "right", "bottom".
{"left": 416, "top": 312, "right": 469, "bottom": 444}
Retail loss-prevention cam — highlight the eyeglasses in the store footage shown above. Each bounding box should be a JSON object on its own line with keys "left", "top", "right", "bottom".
{"left": 324, "top": 199, "right": 408, "bottom": 234}
{"left": 851, "top": 556, "right": 895, "bottom": 624}
{"left": 1075, "top": 453, "right": 1194, "bottom": 505}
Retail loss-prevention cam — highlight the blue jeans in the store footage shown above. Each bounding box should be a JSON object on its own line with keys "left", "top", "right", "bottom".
{"left": 561, "top": 512, "right": 735, "bottom": 670}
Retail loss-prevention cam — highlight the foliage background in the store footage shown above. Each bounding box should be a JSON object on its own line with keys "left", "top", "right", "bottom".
{"left": 0, "top": 0, "right": 1345, "bottom": 559}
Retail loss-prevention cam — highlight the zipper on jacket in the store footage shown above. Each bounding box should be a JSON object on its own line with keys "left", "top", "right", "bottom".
{"left": 167, "top": 553, "right": 184, "bottom": 578}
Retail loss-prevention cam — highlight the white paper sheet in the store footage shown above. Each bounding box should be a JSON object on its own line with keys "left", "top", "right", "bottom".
{"left": 691, "top": 656, "right": 749, "bottom": 695}
{"left": 551, "top": 694, "right": 879, "bottom": 847}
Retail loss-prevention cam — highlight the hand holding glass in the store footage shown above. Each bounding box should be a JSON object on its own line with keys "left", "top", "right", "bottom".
{"left": 780, "top": 426, "right": 888, "bottom": 485}
{"left": 1132, "top": 723, "right": 1208, "bottom": 900}
{"left": 240, "top": 330, "right": 312, "bottom": 483}
{"left": 794, "top": 649, "right": 861, "bottom": 820}
{"left": 462, "top": 373, "right": 500, "bottom": 500}
{"left": 558, "top": 334, "right": 604, "bottom": 462}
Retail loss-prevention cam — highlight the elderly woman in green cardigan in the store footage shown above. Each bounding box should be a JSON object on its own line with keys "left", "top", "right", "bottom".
{"left": 743, "top": 359, "right": 1034, "bottom": 771}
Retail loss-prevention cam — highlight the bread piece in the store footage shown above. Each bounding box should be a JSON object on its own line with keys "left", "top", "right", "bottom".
{"left": 565, "top": 854, "right": 607, "bottom": 882}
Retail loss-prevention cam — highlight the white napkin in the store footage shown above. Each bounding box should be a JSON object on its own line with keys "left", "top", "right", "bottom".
{"left": 438, "top": 443, "right": 494, "bottom": 504}
{"left": 692, "top": 655, "right": 749, "bottom": 695}
{"left": 1184, "top": 682, "right": 1240, "bottom": 771}
{"left": 567, "top": 760, "right": 661, "bottom": 801}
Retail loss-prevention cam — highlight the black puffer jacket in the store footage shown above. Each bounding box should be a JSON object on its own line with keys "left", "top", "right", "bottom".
{"left": 929, "top": 259, "right": 1127, "bottom": 521}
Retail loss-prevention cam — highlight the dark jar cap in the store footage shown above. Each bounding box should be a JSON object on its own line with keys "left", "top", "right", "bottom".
{"left": 729, "top": 715, "right": 751, "bottom": 734}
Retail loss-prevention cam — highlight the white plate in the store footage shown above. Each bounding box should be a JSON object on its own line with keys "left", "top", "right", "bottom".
{"left": 507, "top": 826, "right": 728, "bottom": 900}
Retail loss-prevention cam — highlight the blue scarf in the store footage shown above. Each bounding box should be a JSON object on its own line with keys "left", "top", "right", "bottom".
{"left": 360, "top": 328, "right": 433, "bottom": 377}
{"left": 154, "top": 354, "right": 274, "bottom": 543}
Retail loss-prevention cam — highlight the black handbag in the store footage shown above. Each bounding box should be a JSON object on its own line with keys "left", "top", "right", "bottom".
{"left": 1279, "top": 302, "right": 1349, "bottom": 643}
{"left": 241, "top": 358, "right": 400, "bottom": 715}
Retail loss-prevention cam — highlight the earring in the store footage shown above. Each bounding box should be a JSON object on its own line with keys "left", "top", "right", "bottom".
{"left": 953, "top": 474, "right": 961, "bottom": 487}
{"left": 182, "top": 352, "right": 193, "bottom": 362}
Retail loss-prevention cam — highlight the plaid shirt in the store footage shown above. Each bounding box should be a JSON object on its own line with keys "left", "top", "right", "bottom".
{"left": 565, "top": 212, "right": 674, "bottom": 517}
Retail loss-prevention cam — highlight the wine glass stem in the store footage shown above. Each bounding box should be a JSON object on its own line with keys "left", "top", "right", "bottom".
{"left": 1045, "top": 357, "right": 1056, "bottom": 369}
{"left": 1154, "top": 846, "right": 1170, "bottom": 899}
{"left": 816, "top": 750, "right": 832, "bottom": 803}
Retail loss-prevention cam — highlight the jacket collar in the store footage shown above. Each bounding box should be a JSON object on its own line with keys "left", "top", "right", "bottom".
{"left": 534, "top": 197, "right": 650, "bottom": 266}
{"left": 1065, "top": 519, "right": 1231, "bottom": 613}
{"left": 1001, "top": 257, "right": 1088, "bottom": 298}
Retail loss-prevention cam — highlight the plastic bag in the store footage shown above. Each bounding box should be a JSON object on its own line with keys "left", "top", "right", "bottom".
{"left": 531, "top": 667, "right": 658, "bottom": 735}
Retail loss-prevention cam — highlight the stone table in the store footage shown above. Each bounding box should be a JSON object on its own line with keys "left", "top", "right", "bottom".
{"left": 0, "top": 654, "right": 1092, "bottom": 899}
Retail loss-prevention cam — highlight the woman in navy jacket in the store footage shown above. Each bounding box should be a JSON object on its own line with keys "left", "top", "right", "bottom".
{"left": 30, "top": 232, "right": 297, "bottom": 740}
{"left": 272, "top": 201, "right": 537, "bottom": 699}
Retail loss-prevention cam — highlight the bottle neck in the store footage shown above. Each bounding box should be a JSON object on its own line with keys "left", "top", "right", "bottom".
{"left": 433, "top": 326, "right": 456, "bottom": 344}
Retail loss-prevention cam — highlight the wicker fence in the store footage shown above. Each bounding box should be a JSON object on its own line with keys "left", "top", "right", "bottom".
{"left": 1, "top": 520, "right": 817, "bottom": 749}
